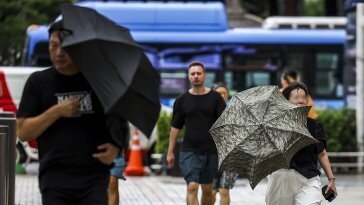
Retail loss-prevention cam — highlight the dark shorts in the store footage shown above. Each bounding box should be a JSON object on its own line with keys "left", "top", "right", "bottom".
{"left": 179, "top": 152, "right": 218, "bottom": 184}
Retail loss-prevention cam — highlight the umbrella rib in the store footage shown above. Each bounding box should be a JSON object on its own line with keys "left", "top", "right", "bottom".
{"left": 234, "top": 97, "right": 260, "bottom": 122}
{"left": 264, "top": 106, "right": 300, "bottom": 122}
{"left": 264, "top": 125, "right": 311, "bottom": 137}
{"left": 261, "top": 93, "right": 272, "bottom": 123}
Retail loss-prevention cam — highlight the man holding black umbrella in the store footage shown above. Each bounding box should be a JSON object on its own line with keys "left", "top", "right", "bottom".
{"left": 16, "top": 20, "right": 123, "bottom": 205}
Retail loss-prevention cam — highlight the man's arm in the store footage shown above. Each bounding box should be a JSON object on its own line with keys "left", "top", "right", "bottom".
{"left": 166, "top": 127, "right": 180, "bottom": 168}
{"left": 17, "top": 99, "right": 80, "bottom": 142}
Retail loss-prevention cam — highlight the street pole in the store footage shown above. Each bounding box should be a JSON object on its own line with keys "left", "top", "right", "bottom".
{"left": 356, "top": 3, "right": 364, "bottom": 173}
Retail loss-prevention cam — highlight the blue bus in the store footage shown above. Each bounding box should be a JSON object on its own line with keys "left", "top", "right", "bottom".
{"left": 22, "top": 1, "right": 346, "bottom": 109}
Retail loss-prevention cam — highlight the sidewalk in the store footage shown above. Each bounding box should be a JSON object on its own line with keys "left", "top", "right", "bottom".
{"left": 15, "top": 174, "right": 364, "bottom": 205}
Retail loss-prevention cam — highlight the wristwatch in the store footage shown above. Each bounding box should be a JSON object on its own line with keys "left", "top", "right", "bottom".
{"left": 328, "top": 177, "right": 336, "bottom": 182}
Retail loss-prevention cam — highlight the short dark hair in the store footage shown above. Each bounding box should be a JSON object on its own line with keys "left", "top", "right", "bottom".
{"left": 188, "top": 61, "right": 205, "bottom": 72}
{"left": 282, "top": 82, "right": 309, "bottom": 100}
{"left": 48, "top": 20, "right": 64, "bottom": 36}
{"left": 211, "top": 82, "right": 228, "bottom": 92}
{"left": 48, "top": 20, "right": 72, "bottom": 41}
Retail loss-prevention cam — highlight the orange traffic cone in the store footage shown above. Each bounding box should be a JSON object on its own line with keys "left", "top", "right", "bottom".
{"left": 124, "top": 132, "right": 145, "bottom": 176}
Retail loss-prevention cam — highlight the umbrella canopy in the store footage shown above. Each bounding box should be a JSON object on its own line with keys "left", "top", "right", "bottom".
{"left": 60, "top": 4, "right": 161, "bottom": 137}
{"left": 209, "top": 85, "right": 318, "bottom": 189}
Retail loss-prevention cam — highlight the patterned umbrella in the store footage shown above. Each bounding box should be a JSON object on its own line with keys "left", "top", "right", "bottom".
{"left": 209, "top": 86, "right": 318, "bottom": 189}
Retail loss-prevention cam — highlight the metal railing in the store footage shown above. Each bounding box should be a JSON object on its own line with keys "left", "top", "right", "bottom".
{"left": 0, "top": 112, "right": 16, "bottom": 205}
{"left": 328, "top": 152, "right": 364, "bottom": 172}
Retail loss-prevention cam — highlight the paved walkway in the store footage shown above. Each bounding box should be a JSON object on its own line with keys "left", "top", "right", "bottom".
{"left": 15, "top": 174, "right": 364, "bottom": 205}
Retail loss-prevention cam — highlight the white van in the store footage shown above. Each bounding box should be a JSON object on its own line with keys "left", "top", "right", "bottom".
{"left": 0, "top": 67, "right": 45, "bottom": 164}
{"left": 0, "top": 67, "right": 44, "bottom": 108}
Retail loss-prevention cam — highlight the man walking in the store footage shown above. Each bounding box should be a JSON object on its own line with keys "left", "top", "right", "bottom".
{"left": 167, "top": 61, "right": 226, "bottom": 205}
{"left": 16, "top": 20, "right": 122, "bottom": 204}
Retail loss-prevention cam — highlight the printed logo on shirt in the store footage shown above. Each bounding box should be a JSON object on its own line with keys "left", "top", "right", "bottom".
{"left": 55, "top": 91, "right": 93, "bottom": 115}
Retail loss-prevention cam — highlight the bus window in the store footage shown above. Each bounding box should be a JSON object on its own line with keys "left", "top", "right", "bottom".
{"left": 204, "top": 71, "right": 217, "bottom": 88}
{"left": 316, "top": 53, "right": 338, "bottom": 70}
{"left": 158, "top": 46, "right": 221, "bottom": 70}
{"left": 315, "top": 53, "right": 342, "bottom": 97}
{"left": 316, "top": 71, "right": 340, "bottom": 97}
{"left": 224, "top": 45, "right": 280, "bottom": 71}
{"left": 160, "top": 72, "right": 187, "bottom": 97}
{"left": 245, "top": 72, "right": 271, "bottom": 88}
{"left": 285, "top": 52, "right": 305, "bottom": 73}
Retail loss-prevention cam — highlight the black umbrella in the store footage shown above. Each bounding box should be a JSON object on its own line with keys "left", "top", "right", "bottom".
{"left": 60, "top": 4, "right": 161, "bottom": 137}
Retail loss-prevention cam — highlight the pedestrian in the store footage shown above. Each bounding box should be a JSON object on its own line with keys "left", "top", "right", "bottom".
{"left": 108, "top": 156, "right": 126, "bottom": 205}
{"left": 280, "top": 70, "right": 318, "bottom": 119}
{"left": 265, "top": 82, "right": 337, "bottom": 205}
{"left": 167, "top": 61, "right": 226, "bottom": 205}
{"left": 16, "top": 20, "right": 123, "bottom": 205}
{"left": 211, "top": 82, "right": 238, "bottom": 205}
{"left": 108, "top": 117, "right": 130, "bottom": 205}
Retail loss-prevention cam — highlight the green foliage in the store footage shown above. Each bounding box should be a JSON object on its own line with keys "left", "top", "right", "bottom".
{"left": 155, "top": 111, "right": 172, "bottom": 154}
{"left": 303, "top": 0, "right": 325, "bottom": 16}
{"left": 155, "top": 111, "right": 184, "bottom": 154}
{"left": 317, "top": 109, "right": 357, "bottom": 152}
{"left": 0, "top": 0, "right": 72, "bottom": 65}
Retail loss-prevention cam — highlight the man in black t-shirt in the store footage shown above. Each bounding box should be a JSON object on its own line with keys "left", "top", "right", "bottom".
{"left": 265, "top": 82, "right": 337, "bottom": 205}
{"left": 167, "top": 61, "right": 226, "bottom": 205}
{"left": 16, "top": 20, "right": 121, "bottom": 205}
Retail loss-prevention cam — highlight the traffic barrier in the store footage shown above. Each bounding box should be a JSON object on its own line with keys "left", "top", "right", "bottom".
{"left": 124, "top": 133, "right": 145, "bottom": 176}
{"left": 0, "top": 112, "right": 16, "bottom": 205}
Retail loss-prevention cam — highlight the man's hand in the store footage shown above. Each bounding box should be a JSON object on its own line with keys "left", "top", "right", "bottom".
{"left": 92, "top": 143, "right": 119, "bottom": 165}
{"left": 58, "top": 98, "right": 80, "bottom": 117}
{"left": 167, "top": 152, "right": 175, "bottom": 168}
{"left": 326, "top": 180, "right": 338, "bottom": 196}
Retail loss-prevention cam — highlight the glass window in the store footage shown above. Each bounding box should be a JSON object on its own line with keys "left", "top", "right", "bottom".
{"left": 285, "top": 53, "right": 305, "bottom": 72}
{"left": 204, "top": 72, "right": 217, "bottom": 89}
{"left": 224, "top": 45, "right": 280, "bottom": 71}
{"left": 316, "top": 70, "right": 339, "bottom": 97}
{"left": 316, "top": 53, "right": 338, "bottom": 70}
{"left": 160, "top": 72, "right": 187, "bottom": 96}
{"left": 224, "top": 71, "right": 274, "bottom": 94}
{"left": 246, "top": 72, "right": 271, "bottom": 88}
{"left": 158, "top": 46, "right": 222, "bottom": 69}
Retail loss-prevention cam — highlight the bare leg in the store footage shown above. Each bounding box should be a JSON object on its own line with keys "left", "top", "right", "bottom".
{"left": 218, "top": 188, "right": 230, "bottom": 205}
{"left": 211, "top": 189, "right": 217, "bottom": 205}
{"left": 187, "top": 182, "right": 199, "bottom": 205}
{"left": 108, "top": 176, "right": 119, "bottom": 205}
{"left": 201, "top": 184, "right": 213, "bottom": 205}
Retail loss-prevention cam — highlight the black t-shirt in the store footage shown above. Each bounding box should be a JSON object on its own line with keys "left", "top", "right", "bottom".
{"left": 17, "top": 67, "right": 113, "bottom": 191}
{"left": 171, "top": 90, "right": 226, "bottom": 154}
{"left": 290, "top": 118, "right": 327, "bottom": 179}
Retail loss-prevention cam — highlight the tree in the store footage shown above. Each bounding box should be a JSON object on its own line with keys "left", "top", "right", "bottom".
{"left": 0, "top": 0, "right": 71, "bottom": 66}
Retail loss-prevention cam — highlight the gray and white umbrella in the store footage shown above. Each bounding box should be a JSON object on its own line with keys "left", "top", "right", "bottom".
{"left": 209, "top": 86, "right": 318, "bottom": 189}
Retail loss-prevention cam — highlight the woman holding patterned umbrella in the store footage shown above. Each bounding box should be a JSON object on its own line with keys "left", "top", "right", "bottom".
{"left": 265, "top": 82, "right": 337, "bottom": 205}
